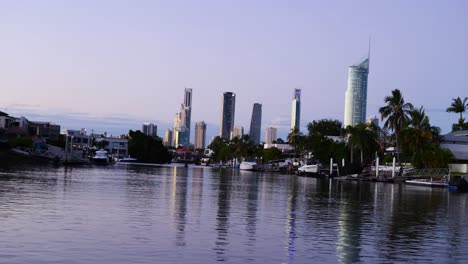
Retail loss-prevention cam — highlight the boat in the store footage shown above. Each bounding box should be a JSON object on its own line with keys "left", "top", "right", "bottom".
{"left": 239, "top": 157, "right": 258, "bottom": 171}
{"left": 92, "top": 149, "right": 111, "bottom": 165}
{"left": 297, "top": 159, "right": 320, "bottom": 176}
{"left": 116, "top": 156, "right": 138, "bottom": 164}
{"left": 200, "top": 157, "right": 210, "bottom": 166}
{"left": 405, "top": 177, "right": 448, "bottom": 188}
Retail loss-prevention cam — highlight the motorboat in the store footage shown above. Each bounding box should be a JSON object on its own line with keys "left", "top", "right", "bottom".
{"left": 92, "top": 149, "right": 110, "bottom": 165}
{"left": 297, "top": 159, "right": 320, "bottom": 176}
{"left": 200, "top": 157, "right": 210, "bottom": 166}
{"left": 116, "top": 156, "right": 138, "bottom": 164}
{"left": 239, "top": 157, "right": 258, "bottom": 171}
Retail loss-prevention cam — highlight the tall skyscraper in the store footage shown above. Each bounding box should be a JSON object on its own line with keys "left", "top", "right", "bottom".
{"left": 265, "top": 127, "right": 277, "bottom": 144}
{"left": 173, "top": 88, "right": 192, "bottom": 147}
{"left": 220, "top": 92, "right": 236, "bottom": 140}
{"left": 231, "top": 126, "right": 244, "bottom": 139}
{"left": 142, "top": 123, "right": 157, "bottom": 137}
{"left": 249, "top": 103, "right": 262, "bottom": 145}
{"left": 163, "top": 129, "right": 173, "bottom": 147}
{"left": 344, "top": 57, "right": 370, "bottom": 127}
{"left": 194, "top": 121, "right": 206, "bottom": 149}
{"left": 291, "top": 88, "right": 301, "bottom": 131}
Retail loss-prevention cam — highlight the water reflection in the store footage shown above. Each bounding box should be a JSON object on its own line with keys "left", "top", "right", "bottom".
{"left": 0, "top": 166, "right": 468, "bottom": 263}
{"left": 285, "top": 176, "right": 298, "bottom": 263}
{"left": 213, "top": 169, "right": 232, "bottom": 261}
{"left": 171, "top": 166, "right": 188, "bottom": 247}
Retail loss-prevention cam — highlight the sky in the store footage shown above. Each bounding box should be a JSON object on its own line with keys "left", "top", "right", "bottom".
{"left": 1, "top": 0, "right": 467, "bottom": 142}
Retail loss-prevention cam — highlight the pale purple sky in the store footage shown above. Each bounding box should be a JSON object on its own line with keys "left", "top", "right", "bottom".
{"left": 1, "top": 0, "right": 467, "bottom": 141}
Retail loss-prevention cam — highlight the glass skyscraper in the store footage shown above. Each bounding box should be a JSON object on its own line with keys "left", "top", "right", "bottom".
{"left": 220, "top": 92, "right": 236, "bottom": 140}
{"left": 291, "top": 88, "right": 301, "bottom": 131}
{"left": 173, "top": 88, "right": 192, "bottom": 147}
{"left": 249, "top": 103, "right": 262, "bottom": 145}
{"left": 344, "top": 58, "right": 369, "bottom": 127}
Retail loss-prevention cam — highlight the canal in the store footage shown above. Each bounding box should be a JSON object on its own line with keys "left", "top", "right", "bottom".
{"left": 0, "top": 165, "right": 467, "bottom": 263}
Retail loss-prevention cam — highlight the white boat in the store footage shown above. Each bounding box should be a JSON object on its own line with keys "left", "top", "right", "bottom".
{"left": 116, "top": 156, "right": 138, "bottom": 163}
{"left": 405, "top": 178, "right": 448, "bottom": 188}
{"left": 92, "top": 149, "right": 110, "bottom": 165}
{"left": 297, "top": 159, "right": 320, "bottom": 176}
{"left": 239, "top": 157, "right": 258, "bottom": 171}
{"left": 200, "top": 157, "right": 210, "bottom": 166}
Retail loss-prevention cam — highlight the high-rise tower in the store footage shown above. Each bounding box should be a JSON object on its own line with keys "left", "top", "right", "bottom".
{"left": 220, "top": 92, "right": 236, "bottom": 140}
{"left": 265, "top": 127, "right": 277, "bottom": 144}
{"left": 344, "top": 57, "right": 369, "bottom": 127}
{"left": 249, "top": 103, "right": 262, "bottom": 145}
{"left": 173, "top": 88, "right": 192, "bottom": 147}
{"left": 291, "top": 88, "right": 301, "bottom": 131}
{"left": 194, "top": 121, "right": 206, "bottom": 149}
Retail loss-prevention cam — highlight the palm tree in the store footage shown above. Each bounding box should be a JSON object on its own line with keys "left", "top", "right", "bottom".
{"left": 446, "top": 97, "right": 468, "bottom": 130}
{"left": 344, "top": 124, "right": 378, "bottom": 165}
{"left": 379, "top": 89, "right": 414, "bottom": 162}
{"left": 287, "top": 128, "right": 303, "bottom": 158}
{"left": 402, "top": 106, "right": 432, "bottom": 167}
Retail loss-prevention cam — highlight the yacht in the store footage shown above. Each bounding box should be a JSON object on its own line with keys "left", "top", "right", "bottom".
{"left": 297, "top": 159, "right": 320, "bottom": 176}
{"left": 239, "top": 157, "right": 258, "bottom": 171}
{"left": 92, "top": 149, "right": 111, "bottom": 165}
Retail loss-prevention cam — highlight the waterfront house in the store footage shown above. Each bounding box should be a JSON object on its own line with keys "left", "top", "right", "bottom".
{"left": 442, "top": 130, "right": 468, "bottom": 173}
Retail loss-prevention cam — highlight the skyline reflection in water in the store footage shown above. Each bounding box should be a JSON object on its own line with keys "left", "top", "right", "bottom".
{"left": 0, "top": 165, "right": 467, "bottom": 263}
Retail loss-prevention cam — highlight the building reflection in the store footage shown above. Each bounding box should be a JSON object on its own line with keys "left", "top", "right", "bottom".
{"left": 284, "top": 176, "right": 299, "bottom": 263}
{"left": 213, "top": 169, "right": 232, "bottom": 261}
{"left": 170, "top": 166, "right": 189, "bottom": 247}
{"left": 336, "top": 181, "right": 373, "bottom": 264}
{"left": 191, "top": 167, "right": 204, "bottom": 220}
{"left": 244, "top": 173, "right": 260, "bottom": 248}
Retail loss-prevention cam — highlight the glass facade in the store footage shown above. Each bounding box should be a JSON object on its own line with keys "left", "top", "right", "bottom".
{"left": 221, "top": 92, "right": 236, "bottom": 140}
{"left": 344, "top": 58, "right": 369, "bottom": 127}
{"left": 249, "top": 103, "right": 262, "bottom": 145}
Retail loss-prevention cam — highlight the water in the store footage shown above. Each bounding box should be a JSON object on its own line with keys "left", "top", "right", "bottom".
{"left": 0, "top": 165, "right": 467, "bottom": 264}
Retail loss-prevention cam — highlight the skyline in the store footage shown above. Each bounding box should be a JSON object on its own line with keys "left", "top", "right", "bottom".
{"left": 1, "top": 1, "right": 467, "bottom": 140}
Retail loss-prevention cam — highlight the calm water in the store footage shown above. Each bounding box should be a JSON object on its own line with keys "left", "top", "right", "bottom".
{"left": 0, "top": 165, "right": 467, "bottom": 264}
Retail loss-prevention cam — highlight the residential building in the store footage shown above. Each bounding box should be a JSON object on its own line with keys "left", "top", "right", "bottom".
{"left": 173, "top": 88, "right": 192, "bottom": 147}
{"left": 96, "top": 136, "right": 128, "bottom": 156}
{"left": 265, "top": 127, "right": 277, "bottom": 144}
{"left": 344, "top": 57, "right": 370, "bottom": 127}
{"left": 442, "top": 130, "right": 468, "bottom": 161}
{"left": 291, "top": 88, "right": 301, "bottom": 131}
{"left": 29, "top": 121, "right": 61, "bottom": 141}
{"left": 367, "top": 116, "right": 379, "bottom": 127}
{"left": 142, "top": 123, "right": 157, "bottom": 137}
{"left": 0, "top": 111, "right": 14, "bottom": 129}
{"left": 231, "top": 126, "right": 243, "bottom": 139}
{"left": 220, "top": 92, "right": 236, "bottom": 139}
{"left": 249, "top": 103, "right": 262, "bottom": 144}
{"left": 64, "top": 129, "right": 90, "bottom": 149}
{"left": 164, "top": 129, "right": 173, "bottom": 147}
{"left": 194, "top": 121, "right": 206, "bottom": 149}
{"left": 263, "top": 143, "right": 293, "bottom": 152}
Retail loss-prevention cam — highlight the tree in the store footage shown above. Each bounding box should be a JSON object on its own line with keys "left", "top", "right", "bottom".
{"left": 263, "top": 147, "right": 282, "bottom": 163}
{"left": 287, "top": 128, "right": 304, "bottom": 158}
{"left": 307, "top": 119, "right": 342, "bottom": 136}
{"left": 344, "top": 123, "right": 378, "bottom": 165}
{"left": 207, "top": 136, "right": 229, "bottom": 162}
{"left": 446, "top": 97, "right": 468, "bottom": 131}
{"left": 401, "top": 106, "right": 450, "bottom": 168}
{"left": 379, "top": 89, "right": 414, "bottom": 162}
{"left": 128, "top": 130, "right": 171, "bottom": 163}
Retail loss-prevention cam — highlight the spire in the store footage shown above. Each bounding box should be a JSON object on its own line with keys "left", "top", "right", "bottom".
{"left": 367, "top": 35, "right": 371, "bottom": 71}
